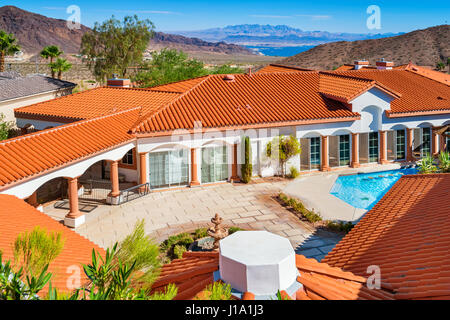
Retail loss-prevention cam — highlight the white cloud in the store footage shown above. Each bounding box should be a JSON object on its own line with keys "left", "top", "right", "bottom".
{"left": 295, "top": 14, "right": 332, "bottom": 20}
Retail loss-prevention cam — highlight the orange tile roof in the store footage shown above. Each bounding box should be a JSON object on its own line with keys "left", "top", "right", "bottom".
{"left": 323, "top": 174, "right": 450, "bottom": 300}
{"left": 148, "top": 76, "right": 211, "bottom": 93}
{"left": 404, "top": 63, "right": 450, "bottom": 86}
{"left": 133, "top": 72, "right": 360, "bottom": 134}
{"left": 334, "top": 64, "right": 377, "bottom": 71}
{"left": 0, "top": 194, "right": 104, "bottom": 296}
{"left": 151, "top": 252, "right": 219, "bottom": 300}
{"left": 332, "top": 69, "right": 450, "bottom": 116}
{"left": 295, "top": 255, "right": 395, "bottom": 300}
{"left": 0, "top": 108, "right": 139, "bottom": 188}
{"left": 151, "top": 251, "right": 396, "bottom": 300}
{"left": 319, "top": 72, "right": 401, "bottom": 103}
{"left": 257, "top": 64, "right": 313, "bottom": 73}
{"left": 14, "top": 87, "right": 179, "bottom": 123}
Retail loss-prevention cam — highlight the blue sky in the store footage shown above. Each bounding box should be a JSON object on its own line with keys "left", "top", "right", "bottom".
{"left": 3, "top": 0, "right": 449, "bottom": 33}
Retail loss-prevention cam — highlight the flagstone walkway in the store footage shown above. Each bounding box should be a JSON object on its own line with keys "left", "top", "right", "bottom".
{"left": 51, "top": 179, "right": 344, "bottom": 261}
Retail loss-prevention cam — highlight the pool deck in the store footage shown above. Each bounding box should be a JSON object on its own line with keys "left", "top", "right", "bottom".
{"left": 283, "top": 163, "right": 403, "bottom": 223}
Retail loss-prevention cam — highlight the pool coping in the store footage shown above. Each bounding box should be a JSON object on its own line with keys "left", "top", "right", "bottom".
{"left": 282, "top": 163, "right": 403, "bottom": 223}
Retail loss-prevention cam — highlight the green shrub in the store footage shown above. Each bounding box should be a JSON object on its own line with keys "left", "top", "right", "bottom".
{"left": 241, "top": 136, "right": 253, "bottom": 183}
{"left": 160, "top": 233, "right": 194, "bottom": 260}
{"left": 197, "top": 282, "right": 232, "bottom": 300}
{"left": 439, "top": 151, "right": 450, "bottom": 173}
{"left": 1, "top": 253, "right": 52, "bottom": 300}
{"left": 326, "top": 221, "right": 354, "bottom": 233}
{"left": 228, "top": 226, "right": 244, "bottom": 235}
{"left": 115, "top": 220, "right": 161, "bottom": 289}
{"left": 288, "top": 166, "right": 300, "bottom": 179}
{"left": 173, "top": 245, "right": 187, "bottom": 259}
{"left": 278, "top": 193, "right": 322, "bottom": 223}
{"left": 193, "top": 228, "right": 208, "bottom": 239}
{"left": 418, "top": 153, "right": 438, "bottom": 174}
{"left": 13, "top": 226, "right": 65, "bottom": 276}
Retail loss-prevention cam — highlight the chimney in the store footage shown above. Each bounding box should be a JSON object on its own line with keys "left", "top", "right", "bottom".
{"left": 376, "top": 58, "right": 394, "bottom": 70}
{"left": 107, "top": 74, "right": 131, "bottom": 88}
{"left": 248, "top": 67, "right": 253, "bottom": 77}
{"left": 219, "top": 231, "right": 299, "bottom": 297}
{"left": 354, "top": 59, "right": 369, "bottom": 70}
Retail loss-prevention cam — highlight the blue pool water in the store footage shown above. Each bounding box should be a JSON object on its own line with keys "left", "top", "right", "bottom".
{"left": 330, "top": 168, "right": 418, "bottom": 210}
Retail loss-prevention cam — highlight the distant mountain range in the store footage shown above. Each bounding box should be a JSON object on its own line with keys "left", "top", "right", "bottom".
{"left": 0, "top": 6, "right": 254, "bottom": 59}
{"left": 281, "top": 25, "right": 450, "bottom": 70}
{"left": 172, "top": 24, "right": 404, "bottom": 47}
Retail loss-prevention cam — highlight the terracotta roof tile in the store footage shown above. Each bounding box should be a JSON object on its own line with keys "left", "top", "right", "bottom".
{"left": 323, "top": 174, "right": 450, "bottom": 300}
{"left": 151, "top": 252, "right": 395, "bottom": 300}
{"left": 14, "top": 87, "right": 179, "bottom": 122}
{"left": 0, "top": 194, "right": 104, "bottom": 296}
{"left": 133, "top": 72, "right": 360, "bottom": 134}
{"left": 148, "top": 76, "right": 211, "bottom": 93}
{"left": 151, "top": 252, "right": 219, "bottom": 300}
{"left": 332, "top": 69, "right": 450, "bottom": 116}
{"left": 0, "top": 108, "right": 139, "bottom": 188}
{"left": 257, "top": 64, "right": 313, "bottom": 73}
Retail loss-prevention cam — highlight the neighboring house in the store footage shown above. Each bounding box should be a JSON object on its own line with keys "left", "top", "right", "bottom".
{"left": 0, "top": 61, "right": 449, "bottom": 229}
{"left": 152, "top": 173, "right": 450, "bottom": 300}
{"left": 0, "top": 194, "right": 105, "bottom": 296}
{"left": 0, "top": 71, "right": 76, "bottom": 125}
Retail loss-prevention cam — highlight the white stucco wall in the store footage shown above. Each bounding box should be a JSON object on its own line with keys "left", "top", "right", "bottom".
{"left": 0, "top": 88, "right": 73, "bottom": 124}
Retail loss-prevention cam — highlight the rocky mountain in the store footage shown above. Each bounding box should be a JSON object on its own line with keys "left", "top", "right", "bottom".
{"left": 0, "top": 5, "right": 90, "bottom": 55}
{"left": 150, "top": 32, "right": 253, "bottom": 55}
{"left": 0, "top": 6, "right": 254, "bottom": 58}
{"left": 280, "top": 25, "right": 450, "bottom": 70}
{"left": 173, "top": 24, "right": 403, "bottom": 46}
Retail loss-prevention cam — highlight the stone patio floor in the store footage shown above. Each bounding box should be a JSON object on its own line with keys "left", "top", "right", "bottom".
{"left": 46, "top": 178, "right": 345, "bottom": 262}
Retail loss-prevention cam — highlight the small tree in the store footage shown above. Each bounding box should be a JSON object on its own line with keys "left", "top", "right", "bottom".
{"left": 13, "top": 226, "right": 65, "bottom": 276}
{"left": 241, "top": 136, "right": 253, "bottom": 183}
{"left": 49, "top": 58, "right": 72, "bottom": 80}
{"left": 438, "top": 151, "right": 450, "bottom": 173}
{"left": 0, "top": 113, "right": 14, "bottom": 141}
{"left": 0, "top": 30, "right": 20, "bottom": 72}
{"left": 115, "top": 220, "right": 161, "bottom": 290}
{"left": 266, "top": 135, "right": 302, "bottom": 177}
{"left": 418, "top": 153, "right": 438, "bottom": 174}
{"left": 81, "top": 15, "right": 155, "bottom": 83}
{"left": 40, "top": 45, "right": 63, "bottom": 78}
{"left": 134, "top": 48, "right": 207, "bottom": 87}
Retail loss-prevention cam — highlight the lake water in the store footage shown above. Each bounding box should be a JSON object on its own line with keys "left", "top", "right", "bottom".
{"left": 245, "top": 45, "right": 315, "bottom": 57}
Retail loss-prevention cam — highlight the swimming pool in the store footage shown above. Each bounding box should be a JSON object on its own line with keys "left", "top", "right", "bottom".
{"left": 330, "top": 168, "right": 418, "bottom": 210}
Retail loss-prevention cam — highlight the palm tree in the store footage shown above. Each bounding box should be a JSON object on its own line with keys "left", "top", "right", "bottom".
{"left": 49, "top": 58, "right": 72, "bottom": 80}
{"left": 0, "top": 30, "right": 20, "bottom": 72}
{"left": 40, "top": 45, "right": 64, "bottom": 78}
{"left": 436, "top": 61, "right": 445, "bottom": 72}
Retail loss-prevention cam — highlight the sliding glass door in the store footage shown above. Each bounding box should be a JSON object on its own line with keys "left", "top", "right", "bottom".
{"left": 300, "top": 137, "right": 321, "bottom": 171}
{"left": 412, "top": 127, "right": 432, "bottom": 158}
{"left": 149, "top": 150, "right": 189, "bottom": 189}
{"left": 201, "top": 146, "right": 228, "bottom": 184}
{"left": 329, "top": 135, "right": 350, "bottom": 167}
{"left": 395, "top": 130, "right": 406, "bottom": 160}
{"left": 369, "top": 132, "right": 379, "bottom": 163}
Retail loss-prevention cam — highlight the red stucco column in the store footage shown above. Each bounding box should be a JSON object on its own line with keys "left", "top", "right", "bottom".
{"left": 320, "top": 136, "right": 330, "bottom": 171}
{"left": 108, "top": 160, "right": 120, "bottom": 197}
{"left": 406, "top": 128, "right": 413, "bottom": 162}
{"left": 231, "top": 143, "right": 240, "bottom": 182}
{"left": 27, "top": 191, "right": 39, "bottom": 207}
{"left": 139, "top": 152, "right": 148, "bottom": 191}
{"left": 351, "top": 133, "right": 360, "bottom": 168}
{"left": 379, "top": 130, "right": 388, "bottom": 164}
{"left": 190, "top": 148, "right": 200, "bottom": 186}
{"left": 66, "top": 177, "right": 81, "bottom": 219}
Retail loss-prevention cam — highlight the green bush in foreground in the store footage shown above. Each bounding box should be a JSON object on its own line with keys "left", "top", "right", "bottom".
{"left": 279, "top": 193, "right": 322, "bottom": 223}
{"left": 196, "top": 282, "right": 232, "bottom": 300}
{"left": 288, "top": 166, "right": 300, "bottom": 179}
{"left": 13, "top": 226, "right": 65, "bottom": 276}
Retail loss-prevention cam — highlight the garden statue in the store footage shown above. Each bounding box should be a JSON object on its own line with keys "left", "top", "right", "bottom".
{"left": 207, "top": 213, "right": 229, "bottom": 250}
